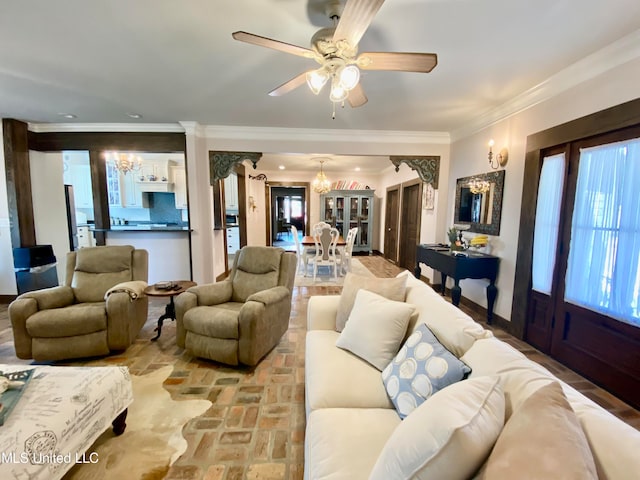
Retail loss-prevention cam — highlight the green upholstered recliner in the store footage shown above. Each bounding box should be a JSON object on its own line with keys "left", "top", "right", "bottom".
{"left": 9, "top": 245, "right": 149, "bottom": 361}
{"left": 175, "top": 246, "right": 297, "bottom": 366}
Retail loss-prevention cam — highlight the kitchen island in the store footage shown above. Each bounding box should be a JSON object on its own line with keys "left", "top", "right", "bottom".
{"left": 98, "top": 225, "right": 191, "bottom": 283}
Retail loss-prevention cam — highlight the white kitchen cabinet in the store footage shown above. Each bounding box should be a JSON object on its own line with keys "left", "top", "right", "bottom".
{"left": 121, "top": 172, "right": 149, "bottom": 208}
{"left": 76, "top": 226, "right": 96, "bottom": 248}
{"left": 224, "top": 173, "right": 239, "bottom": 211}
{"left": 70, "top": 164, "right": 93, "bottom": 209}
{"left": 106, "top": 163, "right": 122, "bottom": 207}
{"left": 171, "top": 166, "right": 188, "bottom": 209}
{"left": 226, "top": 226, "right": 240, "bottom": 254}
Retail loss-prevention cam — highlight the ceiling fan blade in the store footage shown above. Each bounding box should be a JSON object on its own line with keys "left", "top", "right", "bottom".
{"left": 348, "top": 83, "right": 368, "bottom": 108}
{"left": 268, "top": 72, "right": 309, "bottom": 97}
{"left": 333, "top": 0, "right": 385, "bottom": 47}
{"left": 232, "top": 31, "right": 314, "bottom": 58}
{"left": 358, "top": 52, "right": 438, "bottom": 73}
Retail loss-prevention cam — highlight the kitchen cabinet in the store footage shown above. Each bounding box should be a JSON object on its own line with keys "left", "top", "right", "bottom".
{"left": 320, "top": 189, "right": 375, "bottom": 253}
{"left": 224, "top": 173, "right": 239, "bottom": 211}
{"left": 76, "top": 226, "right": 96, "bottom": 248}
{"left": 69, "top": 164, "right": 93, "bottom": 209}
{"left": 106, "top": 163, "right": 122, "bottom": 207}
{"left": 171, "top": 166, "right": 188, "bottom": 209}
{"left": 106, "top": 165, "right": 149, "bottom": 208}
{"left": 227, "top": 227, "right": 240, "bottom": 254}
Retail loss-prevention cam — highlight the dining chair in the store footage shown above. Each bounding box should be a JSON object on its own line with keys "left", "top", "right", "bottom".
{"left": 290, "top": 225, "right": 304, "bottom": 273}
{"left": 309, "top": 225, "right": 339, "bottom": 281}
{"left": 340, "top": 227, "right": 359, "bottom": 274}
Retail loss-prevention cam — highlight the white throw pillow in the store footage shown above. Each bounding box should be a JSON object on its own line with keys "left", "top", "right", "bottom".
{"left": 369, "top": 376, "right": 505, "bottom": 480}
{"left": 336, "top": 289, "right": 415, "bottom": 371}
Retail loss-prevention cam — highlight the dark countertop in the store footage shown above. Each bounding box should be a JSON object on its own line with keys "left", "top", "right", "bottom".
{"left": 92, "top": 224, "right": 191, "bottom": 232}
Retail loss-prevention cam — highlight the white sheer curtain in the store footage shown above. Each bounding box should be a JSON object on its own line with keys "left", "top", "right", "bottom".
{"left": 565, "top": 138, "right": 640, "bottom": 326}
{"left": 532, "top": 153, "right": 566, "bottom": 294}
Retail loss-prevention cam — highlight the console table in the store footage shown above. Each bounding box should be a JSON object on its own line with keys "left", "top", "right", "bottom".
{"left": 415, "top": 245, "right": 499, "bottom": 324}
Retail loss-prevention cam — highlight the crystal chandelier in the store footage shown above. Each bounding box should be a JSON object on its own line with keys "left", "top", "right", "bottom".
{"left": 312, "top": 159, "right": 331, "bottom": 194}
{"left": 106, "top": 151, "right": 143, "bottom": 174}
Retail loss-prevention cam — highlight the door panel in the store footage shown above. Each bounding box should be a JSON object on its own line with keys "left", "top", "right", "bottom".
{"left": 384, "top": 187, "right": 399, "bottom": 263}
{"left": 398, "top": 181, "right": 422, "bottom": 271}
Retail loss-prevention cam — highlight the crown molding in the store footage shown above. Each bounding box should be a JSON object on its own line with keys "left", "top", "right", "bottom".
{"left": 451, "top": 28, "right": 640, "bottom": 142}
{"left": 201, "top": 125, "right": 450, "bottom": 145}
{"left": 27, "top": 122, "right": 185, "bottom": 133}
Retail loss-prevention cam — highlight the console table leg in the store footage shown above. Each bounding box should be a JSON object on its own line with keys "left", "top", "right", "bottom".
{"left": 112, "top": 408, "right": 128, "bottom": 436}
{"left": 414, "top": 262, "right": 421, "bottom": 279}
{"left": 451, "top": 280, "right": 461, "bottom": 306}
{"left": 440, "top": 273, "right": 447, "bottom": 296}
{"left": 486, "top": 282, "right": 498, "bottom": 325}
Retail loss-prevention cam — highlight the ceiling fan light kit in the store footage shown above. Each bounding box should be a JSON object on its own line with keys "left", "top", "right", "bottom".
{"left": 232, "top": 0, "right": 437, "bottom": 118}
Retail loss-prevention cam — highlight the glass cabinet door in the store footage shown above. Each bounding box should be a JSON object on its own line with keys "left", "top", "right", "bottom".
{"left": 106, "top": 163, "right": 121, "bottom": 207}
{"left": 323, "top": 196, "right": 334, "bottom": 223}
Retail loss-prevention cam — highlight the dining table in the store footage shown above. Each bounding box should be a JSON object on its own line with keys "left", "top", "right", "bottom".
{"left": 301, "top": 235, "right": 346, "bottom": 246}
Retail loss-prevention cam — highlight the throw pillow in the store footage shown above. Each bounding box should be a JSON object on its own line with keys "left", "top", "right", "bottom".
{"left": 369, "top": 375, "right": 505, "bottom": 480}
{"left": 478, "top": 381, "right": 598, "bottom": 479}
{"left": 382, "top": 323, "right": 471, "bottom": 419}
{"left": 335, "top": 289, "right": 416, "bottom": 371}
{"left": 335, "top": 272, "right": 407, "bottom": 331}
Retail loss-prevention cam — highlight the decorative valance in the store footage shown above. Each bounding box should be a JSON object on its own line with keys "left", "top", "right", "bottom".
{"left": 209, "top": 151, "right": 262, "bottom": 183}
{"left": 390, "top": 156, "right": 440, "bottom": 188}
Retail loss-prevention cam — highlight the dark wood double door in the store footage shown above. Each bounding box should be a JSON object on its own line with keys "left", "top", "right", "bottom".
{"left": 384, "top": 179, "right": 422, "bottom": 271}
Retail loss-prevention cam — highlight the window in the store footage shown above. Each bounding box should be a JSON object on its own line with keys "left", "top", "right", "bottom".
{"left": 532, "top": 153, "right": 566, "bottom": 294}
{"left": 564, "top": 138, "right": 640, "bottom": 325}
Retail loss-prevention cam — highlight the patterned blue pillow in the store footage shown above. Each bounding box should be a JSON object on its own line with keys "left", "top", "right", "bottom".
{"left": 382, "top": 323, "right": 472, "bottom": 419}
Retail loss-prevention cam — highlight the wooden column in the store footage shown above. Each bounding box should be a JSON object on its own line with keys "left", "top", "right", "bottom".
{"left": 2, "top": 118, "right": 36, "bottom": 248}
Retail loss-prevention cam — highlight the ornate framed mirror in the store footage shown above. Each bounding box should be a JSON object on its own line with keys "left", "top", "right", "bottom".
{"left": 454, "top": 170, "right": 505, "bottom": 235}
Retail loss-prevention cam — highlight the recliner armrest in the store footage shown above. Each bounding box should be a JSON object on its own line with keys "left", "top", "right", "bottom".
{"left": 104, "top": 280, "right": 148, "bottom": 301}
{"left": 187, "top": 281, "right": 233, "bottom": 306}
{"left": 246, "top": 286, "right": 290, "bottom": 305}
{"left": 19, "top": 285, "right": 75, "bottom": 310}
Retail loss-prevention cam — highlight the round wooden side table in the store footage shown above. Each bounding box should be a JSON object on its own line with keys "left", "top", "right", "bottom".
{"left": 144, "top": 280, "right": 196, "bottom": 341}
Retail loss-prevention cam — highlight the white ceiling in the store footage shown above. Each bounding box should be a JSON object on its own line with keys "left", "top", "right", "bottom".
{"left": 1, "top": 1, "right": 638, "bottom": 145}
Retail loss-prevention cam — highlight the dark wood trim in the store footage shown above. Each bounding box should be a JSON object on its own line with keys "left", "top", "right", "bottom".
{"left": 513, "top": 98, "right": 640, "bottom": 340}
{"left": 265, "top": 181, "right": 311, "bottom": 245}
{"left": 0, "top": 294, "right": 17, "bottom": 303}
{"left": 2, "top": 119, "right": 36, "bottom": 247}
{"left": 236, "top": 163, "right": 247, "bottom": 249}
{"left": 28, "top": 131, "right": 186, "bottom": 153}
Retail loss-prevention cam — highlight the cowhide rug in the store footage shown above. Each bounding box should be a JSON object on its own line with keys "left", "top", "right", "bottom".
{"left": 64, "top": 366, "right": 211, "bottom": 480}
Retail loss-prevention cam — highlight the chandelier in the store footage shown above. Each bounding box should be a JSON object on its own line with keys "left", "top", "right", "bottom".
{"left": 468, "top": 178, "right": 491, "bottom": 194}
{"left": 312, "top": 159, "right": 332, "bottom": 194}
{"left": 105, "top": 151, "right": 143, "bottom": 174}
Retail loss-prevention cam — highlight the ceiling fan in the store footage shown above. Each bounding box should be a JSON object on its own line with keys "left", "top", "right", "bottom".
{"left": 232, "top": 0, "right": 437, "bottom": 114}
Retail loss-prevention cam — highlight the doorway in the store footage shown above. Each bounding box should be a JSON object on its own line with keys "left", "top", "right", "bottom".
{"left": 398, "top": 179, "right": 423, "bottom": 272}
{"left": 384, "top": 185, "right": 400, "bottom": 263}
{"left": 265, "top": 182, "right": 310, "bottom": 248}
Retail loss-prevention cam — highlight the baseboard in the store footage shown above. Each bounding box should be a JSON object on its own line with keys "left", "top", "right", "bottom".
{"left": 423, "top": 280, "right": 516, "bottom": 337}
{"left": 0, "top": 294, "right": 17, "bottom": 303}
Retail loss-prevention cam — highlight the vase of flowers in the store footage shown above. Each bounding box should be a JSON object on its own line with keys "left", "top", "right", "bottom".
{"left": 447, "top": 227, "right": 464, "bottom": 251}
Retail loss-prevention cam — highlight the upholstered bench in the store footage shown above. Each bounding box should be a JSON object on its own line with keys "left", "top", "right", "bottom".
{"left": 0, "top": 365, "right": 133, "bottom": 480}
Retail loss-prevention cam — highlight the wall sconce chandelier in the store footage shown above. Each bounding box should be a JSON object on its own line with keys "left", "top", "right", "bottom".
{"left": 106, "top": 151, "right": 143, "bottom": 174}
{"left": 488, "top": 139, "right": 508, "bottom": 170}
{"left": 312, "top": 158, "right": 332, "bottom": 194}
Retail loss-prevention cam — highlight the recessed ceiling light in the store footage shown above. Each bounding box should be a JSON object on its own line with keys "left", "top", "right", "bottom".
{"left": 58, "top": 113, "right": 76, "bottom": 119}
{"left": 127, "top": 113, "right": 142, "bottom": 119}
{"left": 279, "top": 165, "right": 285, "bottom": 170}
{"left": 355, "top": 167, "right": 361, "bottom": 171}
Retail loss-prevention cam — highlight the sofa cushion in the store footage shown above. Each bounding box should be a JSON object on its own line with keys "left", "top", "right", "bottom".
{"left": 479, "top": 381, "right": 597, "bottom": 479}
{"left": 305, "top": 408, "right": 401, "bottom": 480}
{"left": 26, "top": 302, "right": 107, "bottom": 337}
{"left": 183, "top": 304, "right": 242, "bottom": 339}
{"left": 400, "top": 271, "right": 491, "bottom": 357}
{"left": 382, "top": 323, "right": 472, "bottom": 418}
{"left": 369, "top": 376, "right": 505, "bottom": 480}
{"left": 231, "top": 247, "right": 282, "bottom": 302}
{"left": 305, "top": 330, "right": 393, "bottom": 414}
{"left": 336, "top": 273, "right": 407, "bottom": 331}
{"left": 336, "top": 289, "right": 415, "bottom": 371}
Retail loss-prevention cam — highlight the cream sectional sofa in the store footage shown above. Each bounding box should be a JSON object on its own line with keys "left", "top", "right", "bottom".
{"left": 304, "top": 271, "right": 640, "bottom": 479}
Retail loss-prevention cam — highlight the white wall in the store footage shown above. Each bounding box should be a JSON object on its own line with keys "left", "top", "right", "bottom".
{"left": 448, "top": 57, "right": 640, "bottom": 322}
{"left": 30, "top": 151, "right": 69, "bottom": 284}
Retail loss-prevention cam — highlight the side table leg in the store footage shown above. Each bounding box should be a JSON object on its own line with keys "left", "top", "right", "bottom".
{"left": 486, "top": 281, "right": 498, "bottom": 325}
{"left": 151, "top": 296, "right": 177, "bottom": 341}
{"left": 112, "top": 409, "right": 128, "bottom": 435}
{"left": 451, "top": 280, "right": 462, "bottom": 306}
